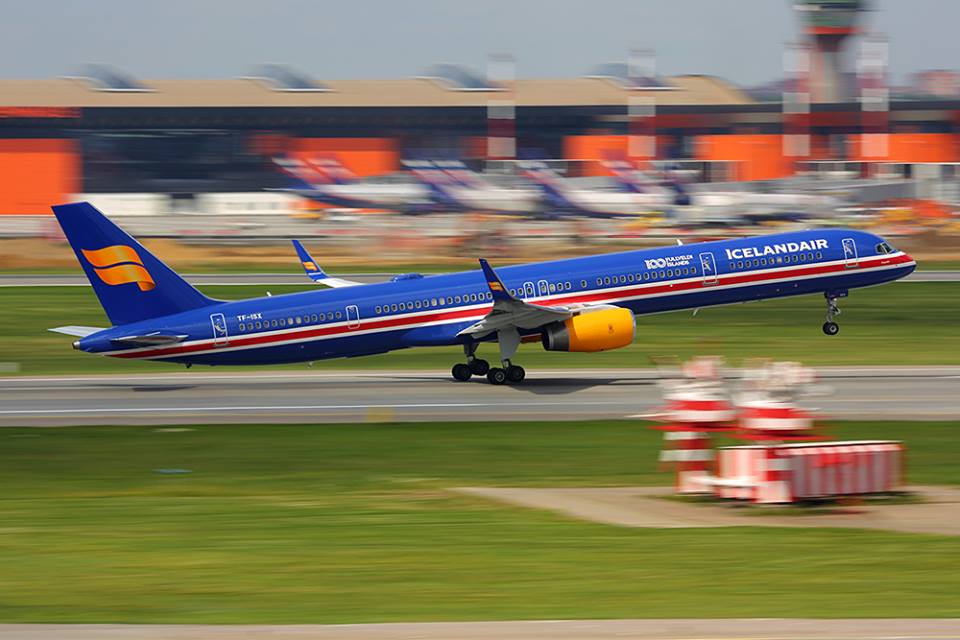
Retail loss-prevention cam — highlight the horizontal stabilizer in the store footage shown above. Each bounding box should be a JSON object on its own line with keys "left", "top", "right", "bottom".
{"left": 48, "top": 325, "right": 105, "bottom": 338}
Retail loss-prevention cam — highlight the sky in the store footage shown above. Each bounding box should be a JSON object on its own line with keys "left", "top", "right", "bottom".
{"left": 0, "top": 0, "right": 956, "bottom": 86}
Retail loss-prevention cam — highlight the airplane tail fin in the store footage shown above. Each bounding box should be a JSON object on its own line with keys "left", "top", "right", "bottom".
{"left": 273, "top": 156, "right": 325, "bottom": 189}
{"left": 52, "top": 202, "right": 218, "bottom": 326}
{"left": 602, "top": 159, "right": 647, "bottom": 194}
{"left": 405, "top": 160, "right": 462, "bottom": 206}
{"left": 434, "top": 160, "right": 484, "bottom": 188}
{"left": 521, "top": 163, "right": 575, "bottom": 210}
{"left": 304, "top": 155, "right": 355, "bottom": 185}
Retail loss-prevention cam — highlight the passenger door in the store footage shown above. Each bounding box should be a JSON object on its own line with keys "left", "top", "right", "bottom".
{"left": 537, "top": 279, "right": 550, "bottom": 297}
{"left": 210, "top": 313, "right": 229, "bottom": 346}
{"left": 842, "top": 238, "right": 859, "bottom": 268}
{"left": 346, "top": 304, "right": 360, "bottom": 330}
{"left": 699, "top": 252, "right": 718, "bottom": 286}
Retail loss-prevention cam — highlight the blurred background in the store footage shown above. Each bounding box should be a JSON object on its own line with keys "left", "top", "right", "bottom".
{"left": 2, "top": 2, "right": 960, "bottom": 634}
{"left": 1, "top": 0, "right": 959, "bottom": 272}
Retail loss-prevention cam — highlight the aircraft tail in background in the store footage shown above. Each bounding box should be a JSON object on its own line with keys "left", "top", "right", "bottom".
{"left": 273, "top": 156, "right": 326, "bottom": 189}
{"left": 434, "top": 160, "right": 486, "bottom": 189}
{"left": 303, "top": 155, "right": 356, "bottom": 185}
{"left": 520, "top": 163, "right": 578, "bottom": 211}
{"left": 404, "top": 160, "right": 463, "bottom": 207}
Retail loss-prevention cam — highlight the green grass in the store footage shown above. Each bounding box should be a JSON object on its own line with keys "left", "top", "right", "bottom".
{"left": 916, "top": 259, "right": 960, "bottom": 271}
{"left": 1, "top": 281, "right": 958, "bottom": 376}
{"left": 0, "top": 420, "right": 957, "bottom": 623}
{"left": 0, "top": 262, "right": 473, "bottom": 276}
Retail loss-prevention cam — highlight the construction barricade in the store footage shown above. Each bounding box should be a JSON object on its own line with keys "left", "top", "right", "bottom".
{"left": 650, "top": 357, "right": 735, "bottom": 493}
{"left": 650, "top": 358, "right": 905, "bottom": 504}
{"left": 715, "top": 440, "right": 904, "bottom": 504}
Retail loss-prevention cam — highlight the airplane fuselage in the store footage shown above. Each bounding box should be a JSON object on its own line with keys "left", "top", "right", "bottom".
{"left": 77, "top": 228, "right": 915, "bottom": 366}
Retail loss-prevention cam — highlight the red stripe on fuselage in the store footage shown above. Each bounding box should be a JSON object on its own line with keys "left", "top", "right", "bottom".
{"left": 109, "top": 253, "right": 913, "bottom": 360}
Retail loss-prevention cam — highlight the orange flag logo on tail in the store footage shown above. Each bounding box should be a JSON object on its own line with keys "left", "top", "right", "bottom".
{"left": 81, "top": 245, "right": 155, "bottom": 291}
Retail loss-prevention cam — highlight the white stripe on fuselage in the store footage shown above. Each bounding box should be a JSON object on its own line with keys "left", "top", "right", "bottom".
{"left": 106, "top": 252, "right": 911, "bottom": 361}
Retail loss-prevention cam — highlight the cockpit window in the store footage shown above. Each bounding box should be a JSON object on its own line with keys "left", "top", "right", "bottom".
{"left": 875, "top": 242, "right": 895, "bottom": 255}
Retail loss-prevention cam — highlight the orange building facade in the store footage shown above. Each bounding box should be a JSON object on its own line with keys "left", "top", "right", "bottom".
{"left": 0, "top": 139, "right": 79, "bottom": 215}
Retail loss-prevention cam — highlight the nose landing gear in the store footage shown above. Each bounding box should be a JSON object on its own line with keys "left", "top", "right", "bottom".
{"left": 822, "top": 292, "right": 842, "bottom": 335}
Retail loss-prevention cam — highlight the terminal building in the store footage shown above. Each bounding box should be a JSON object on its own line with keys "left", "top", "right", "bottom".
{"left": 2, "top": 9, "right": 960, "bottom": 215}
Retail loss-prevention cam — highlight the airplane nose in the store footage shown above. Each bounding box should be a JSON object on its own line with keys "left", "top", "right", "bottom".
{"left": 903, "top": 253, "right": 917, "bottom": 273}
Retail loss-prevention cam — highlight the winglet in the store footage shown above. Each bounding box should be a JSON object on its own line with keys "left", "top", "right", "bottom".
{"left": 291, "top": 240, "right": 362, "bottom": 288}
{"left": 478, "top": 258, "right": 514, "bottom": 303}
{"left": 292, "top": 239, "right": 328, "bottom": 282}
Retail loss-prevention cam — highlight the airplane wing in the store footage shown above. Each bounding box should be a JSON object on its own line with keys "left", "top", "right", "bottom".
{"left": 457, "top": 259, "right": 573, "bottom": 339}
{"left": 291, "top": 239, "right": 364, "bottom": 288}
{"left": 48, "top": 326, "right": 106, "bottom": 338}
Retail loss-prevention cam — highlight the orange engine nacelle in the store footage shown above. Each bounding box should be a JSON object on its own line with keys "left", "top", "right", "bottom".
{"left": 541, "top": 308, "right": 635, "bottom": 352}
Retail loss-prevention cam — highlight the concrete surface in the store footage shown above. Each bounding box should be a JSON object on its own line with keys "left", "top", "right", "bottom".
{"left": 0, "top": 367, "right": 957, "bottom": 426}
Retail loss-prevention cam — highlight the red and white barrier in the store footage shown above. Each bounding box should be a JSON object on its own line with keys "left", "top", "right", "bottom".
{"left": 652, "top": 357, "right": 735, "bottom": 493}
{"left": 659, "top": 430, "right": 716, "bottom": 493}
{"left": 715, "top": 440, "right": 904, "bottom": 504}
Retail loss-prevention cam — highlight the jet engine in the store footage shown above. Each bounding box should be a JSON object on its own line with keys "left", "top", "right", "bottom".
{"left": 541, "top": 308, "right": 635, "bottom": 352}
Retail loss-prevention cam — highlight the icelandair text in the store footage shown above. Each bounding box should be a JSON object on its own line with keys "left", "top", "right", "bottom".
{"left": 725, "top": 239, "right": 827, "bottom": 260}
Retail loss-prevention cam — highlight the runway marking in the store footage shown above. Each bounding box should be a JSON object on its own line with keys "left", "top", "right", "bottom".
{"left": 3, "top": 367, "right": 959, "bottom": 385}
{"left": 0, "top": 400, "right": 633, "bottom": 415}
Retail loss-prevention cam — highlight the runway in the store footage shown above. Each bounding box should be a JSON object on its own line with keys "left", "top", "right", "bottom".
{"left": 0, "top": 270, "right": 956, "bottom": 287}
{"left": 0, "top": 367, "right": 956, "bottom": 427}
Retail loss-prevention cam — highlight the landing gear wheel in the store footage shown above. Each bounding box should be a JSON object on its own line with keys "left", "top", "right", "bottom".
{"left": 823, "top": 293, "right": 843, "bottom": 335}
{"left": 487, "top": 367, "right": 507, "bottom": 385}
{"left": 469, "top": 358, "right": 490, "bottom": 376}
{"left": 452, "top": 363, "right": 472, "bottom": 381}
{"left": 506, "top": 365, "right": 526, "bottom": 384}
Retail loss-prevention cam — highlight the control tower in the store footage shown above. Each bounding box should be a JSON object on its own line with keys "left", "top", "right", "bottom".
{"left": 794, "top": 0, "right": 869, "bottom": 102}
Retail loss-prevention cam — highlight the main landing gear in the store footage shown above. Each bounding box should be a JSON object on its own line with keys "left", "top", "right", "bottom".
{"left": 822, "top": 292, "right": 842, "bottom": 336}
{"left": 486, "top": 361, "right": 526, "bottom": 385}
{"left": 451, "top": 339, "right": 526, "bottom": 385}
{"left": 451, "top": 342, "right": 492, "bottom": 382}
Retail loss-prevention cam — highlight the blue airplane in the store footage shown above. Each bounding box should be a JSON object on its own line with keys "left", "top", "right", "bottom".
{"left": 50, "top": 202, "right": 915, "bottom": 384}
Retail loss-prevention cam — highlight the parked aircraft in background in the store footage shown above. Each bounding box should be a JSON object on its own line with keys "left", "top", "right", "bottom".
{"left": 605, "top": 158, "right": 839, "bottom": 220}
{"left": 404, "top": 160, "right": 542, "bottom": 216}
{"left": 522, "top": 163, "right": 673, "bottom": 218}
{"left": 272, "top": 156, "right": 438, "bottom": 213}
{"left": 51, "top": 202, "right": 915, "bottom": 384}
